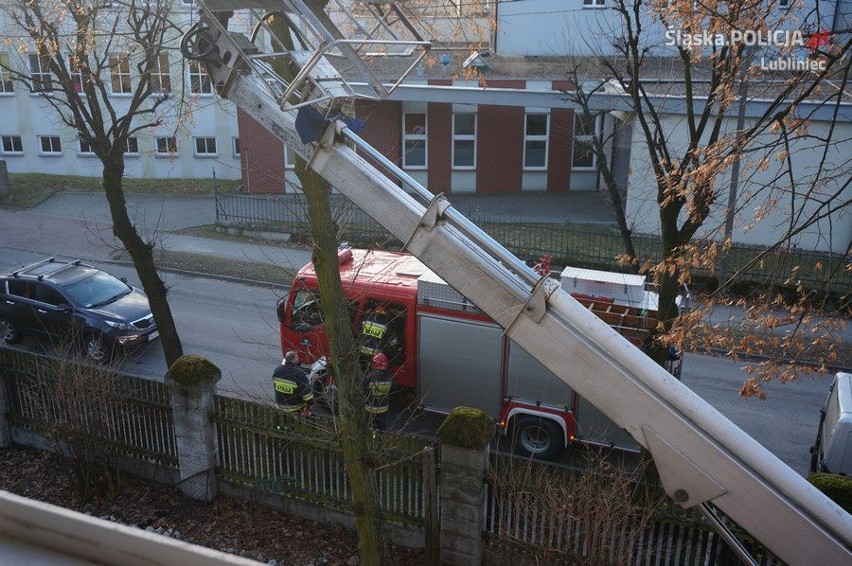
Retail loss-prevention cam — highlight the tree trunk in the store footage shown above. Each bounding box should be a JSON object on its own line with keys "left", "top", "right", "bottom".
{"left": 298, "top": 164, "right": 389, "bottom": 565}
{"left": 101, "top": 158, "right": 183, "bottom": 367}
{"left": 650, "top": 202, "right": 683, "bottom": 365}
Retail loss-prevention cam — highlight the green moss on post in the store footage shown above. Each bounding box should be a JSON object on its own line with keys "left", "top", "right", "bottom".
{"left": 437, "top": 407, "right": 495, "bottom": 450}
{"left": 166, "top": 354, "right": 221, "bottom": 388}
{"left": 808, "top": 473, "right": 852, "bottom": 513}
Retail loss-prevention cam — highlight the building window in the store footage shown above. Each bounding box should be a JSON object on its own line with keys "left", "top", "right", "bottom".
{"left": 155, "top": 136, "right": 177, "bottom": 156}
{"left": 188, "top": 61, "right": 211, "bottom": 94}
{"left": 452, "top": 113, "right": 476, "bottom": 169}
{"left": 39, "top": 135, "right": 62, "bottom": 155}
{"left": 1, "top": 135, "right": 23, "bottom": 154}
{"left": 583, "top": 0, "right": 605, "bottom": 6}
{"left": 779, "top": 0, "right": 789, "bottom": 5}
{"left": 232, "top": 137, "right": 240, "bottom": 157}
{"left": 123, "top": 137, "right": 139, "bottom": 156}
{"left": 284, "top": 147, "right": 296, "bottom": 169}
{"left": 109, "top": 53, "right": 132, "bottom": 94}
{"left": 402, "top": 112, "right": 426, "bottom": 168}
{"left": 78, "top": 139, "right": 96, "bottom": 155}
{"left": 572, "top": 113, "right": 600, "bottom": 169}
{"left": 524, "top": 113, "right": 549, "bottom": 170}
{"left": 0, "top": 53, "right": 13, "bottom": 93}
{"left": 29, "top": 54, "right": 52, "bottom": 92}
{"left": 194, "top": 136, "right": 217, "bottom": 156}
{"left": 68, "top": 55, "right": 85, "bottom": 93}
{"left": 150, "top": 53, "right": 171, "bottom": 94}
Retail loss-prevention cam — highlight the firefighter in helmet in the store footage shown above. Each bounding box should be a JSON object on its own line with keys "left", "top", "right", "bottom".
{"left": 363, "top": 352, "right": 393, "bottom": 430}
{"left": 359, "top": 305, "right": 402, "bottom": 364}
{"left": 273, "top": 351, "right": 314, "bottom": 416}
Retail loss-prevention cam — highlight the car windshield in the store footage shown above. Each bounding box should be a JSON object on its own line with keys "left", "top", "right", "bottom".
{"left": 64, "top": 272, "right": 131, "bottom": 308}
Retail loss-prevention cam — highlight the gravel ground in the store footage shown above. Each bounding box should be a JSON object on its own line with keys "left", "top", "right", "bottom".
{"left": 0, "top": 446, "right": 425, "bottom": 565}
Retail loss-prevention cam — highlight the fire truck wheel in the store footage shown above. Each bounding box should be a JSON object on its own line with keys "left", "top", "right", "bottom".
{"left": 513, "top": 416, "right": 562, "bottom": 459}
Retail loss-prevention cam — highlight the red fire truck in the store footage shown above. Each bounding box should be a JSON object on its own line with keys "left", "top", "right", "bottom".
{"left": 278, "top": 247, "right": 678, "bottom": 458}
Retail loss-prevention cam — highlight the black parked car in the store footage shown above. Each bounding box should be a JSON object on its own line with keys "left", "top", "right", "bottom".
{"left": 0, "top": 258, "right": 159, "bottom": 362}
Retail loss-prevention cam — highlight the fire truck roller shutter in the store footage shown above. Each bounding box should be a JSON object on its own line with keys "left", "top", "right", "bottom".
{"left": 416, "top": 313, "right": 503, "bottom": 418}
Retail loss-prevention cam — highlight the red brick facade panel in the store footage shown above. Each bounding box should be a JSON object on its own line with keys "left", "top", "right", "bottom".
{"left": 237, "top": 108, "right": 285, "bottom": 194}
{"left": 427, "top": 101, "right": 452, "bottom": 194}
{"left": 476, "top": 105, "right": 524, "bottom": 193}
{"left": 355, "top": 100, "right": 402, "bottom": 181}
{"left": 548, "top": 108, "right": 573, "bottom": 192}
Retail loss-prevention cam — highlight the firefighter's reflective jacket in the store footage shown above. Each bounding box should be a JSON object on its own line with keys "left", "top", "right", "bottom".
{"left": 359, "top": 313, "right": 401, "bottom": 360}
{"left": 273, "top": 362, "right": 314, "bottom": 412}
{"left": 363, "top": 368, "right": 393, "bottom": 414}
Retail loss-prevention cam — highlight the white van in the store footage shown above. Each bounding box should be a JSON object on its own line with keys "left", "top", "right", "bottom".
{"left": 810, "top": 372, "right": 852, "bottom": 475}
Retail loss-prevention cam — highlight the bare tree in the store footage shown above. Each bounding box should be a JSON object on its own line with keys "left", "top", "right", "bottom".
{"left": 0, "top": 0, "right": 184, "bottom": 365}
{"left": 575, "top": 0, "right": 849, "bottom": 390}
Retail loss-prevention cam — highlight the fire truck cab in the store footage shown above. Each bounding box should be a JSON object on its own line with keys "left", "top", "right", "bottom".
{"left": 278, "top": 247, "right": 667, "bottom": 458}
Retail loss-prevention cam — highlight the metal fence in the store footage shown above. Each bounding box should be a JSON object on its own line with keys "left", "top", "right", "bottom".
{"left": 215, "top": 193, "right": 850, "bottom": 295}
{"left": 484, "top": 453, "right": 783, "bottom": 566}
{"left": 0, "top": 349, "right": 178, "bottom": 467}
{"left": 214, "top": 395, "right": 429, "bottom": 527}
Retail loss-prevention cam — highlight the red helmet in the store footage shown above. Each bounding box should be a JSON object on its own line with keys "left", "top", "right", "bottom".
{"left": 372, "top": 352, "right": 388, "bottom": 369}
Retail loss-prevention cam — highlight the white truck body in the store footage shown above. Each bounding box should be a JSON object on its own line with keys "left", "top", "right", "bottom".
{"left": 812, "top": 372, "right": 852, "bottom": 476}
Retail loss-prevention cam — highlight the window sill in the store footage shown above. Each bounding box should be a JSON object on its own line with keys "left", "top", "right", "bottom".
{"left": 38, "top": 153, "right": 63, "bottom": 157}
{"left": 194, "top": 154, "right": 219, "bottom": 158}
{"left": 0, "top": 152, "right": 24, "bottom": 157}
{"left": 572, "top": 166, "right": 597, "bottom": 172}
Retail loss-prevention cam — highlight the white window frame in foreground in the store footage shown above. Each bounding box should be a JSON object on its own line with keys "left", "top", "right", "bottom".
{"left": 188, "top": 61, "right": 212, "bottom": 95}
{"left": 572, "top": 113, "right": 601, "bottom": 170}
{"left": 523, "top": 113, "right": 549, "bottom": 170}
{"left": 29, "top": 54, "right": 52, "bottom": 93}
{"left": 284, "top": 147, "right": 296, "bottom": 169}
{"left": 232, "top": 137, "right": 240, "bottom": 157}
{"left": 109, "top": 53, "right": 132, "bottom": 95}
{"left": 1, "top": 135, "right": 23, "bottom": 154}
{"left": 154, "top": 136, "right": 177, "bottom": 156}
{"left": 150, "top": 53, "right": 171, "bottom": 94}
{"left": 0, "top": 53, "right": 13, "bottom": 94}
{"left": 123, "top": 137, "right": 139, "bottom": 157}
{"left": 78, "top": 138, "right": 96, "bottom": 156}
{"left": 583, "top": 0, "right": 606, "bottom": 7}
{"left": 402, "top": 112, "right": 427, "bottom": 169}
{"left": 194, "top": 136, "right": 217, "bottom": 157}
{"left": 38, "top": 135, "right": 62, "bottom": 155}
{"left": 452, "top": 112, "right": 476, "bottom": 169}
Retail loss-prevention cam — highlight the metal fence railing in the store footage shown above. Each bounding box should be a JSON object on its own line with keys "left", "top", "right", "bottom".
{"left": 215, "top": 193, "right": 850, "bottom": 296}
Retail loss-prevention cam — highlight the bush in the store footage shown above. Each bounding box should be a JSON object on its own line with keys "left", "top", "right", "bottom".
{"left": 166, "top": 354, "right": 221, "bottom": 387}
{"left": 437, "top": 406, "right": 495, "bottom": 450}
{"left": 808, "top": 473, "right": 852, "bottom": 513}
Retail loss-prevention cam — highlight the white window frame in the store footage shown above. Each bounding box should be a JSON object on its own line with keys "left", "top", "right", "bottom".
{"left": 402, "top": 111, "right": 427, "bottom": 169}
{"left": 188, "top": 61, "right": 212, "bottom": 95}
{"left": 38, "top": 135, "right": 62, "bottom": 155}
{"left": 523, "top": 113, "right": 549, "bottom": 170}
{"left": 284, "top": 147, "right": 296, "bottom": 169}
{"left": 0, "top": 53, "right": 13, "bottom": 94}
{"left": 232, "top": 137, "right": 240, "bottom": 157}
{"left": 452, "top": 112, "right": 476, "bottom": 169}
{"left": 572, "top": 113, "right": 601, "bottom": 170}
{"left": 154, "top": 136, "right": 177, "bottom": 156}
{"left": 583, "top": 0, "right": 606, "bottom": 7}
{"left": 68, "top": 54, "right": 85, "bottom": 93}
{"left": 150, "top": 53, "right": 171, "bottom": 94}
{"left": 109, "top": 53, "right": 132, "bottom": 95}
{"left": 124, "top": 136, "right": 139, "bottom": 157}
{"left": 193, "top": 136, "right": 217, "bottom": 157}
{"left": 78, "top": 138, "right": 96, "bottom": 156}
{"left": 29, "top": 54, "right": 52, "bottom": 93}
{"left": 1, "top": 135, "right": 23, "bottom": 154}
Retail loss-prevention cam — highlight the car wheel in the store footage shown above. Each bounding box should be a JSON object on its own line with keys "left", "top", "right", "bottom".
{"left": 0, "top": 317, "right": 23, "bottom": 344}
{"left": 513, "top": 416, "right": 563, "bottom": 460}
{"left": 84, "top": 333, "right": 111, "bottom": 363}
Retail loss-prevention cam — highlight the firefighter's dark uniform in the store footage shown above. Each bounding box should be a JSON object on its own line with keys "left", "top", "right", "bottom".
{"left": 273, "top": 360, "right": 314, "bottom": 413}
{"left": 363, "top": 367, "right": 393, "bottom": 430}
{"left": 359, "top": 312, "right": 401, "bottom": 362}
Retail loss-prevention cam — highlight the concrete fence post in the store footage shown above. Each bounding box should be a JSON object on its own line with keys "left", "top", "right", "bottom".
{"left": 436, "top": 407, "right": 496, "bottom": 566}
{"left": 165, "top": 355, "right": 222, "bottom": 502}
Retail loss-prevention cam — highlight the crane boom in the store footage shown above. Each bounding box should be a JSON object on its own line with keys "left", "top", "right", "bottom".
{"left": 186, "top": 2, "right": 852, "bottom": 563}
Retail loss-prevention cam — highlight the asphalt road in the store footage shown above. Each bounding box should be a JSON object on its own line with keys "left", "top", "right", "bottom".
{"left": 0, "top": 248, "right": 834, "bottom": 476}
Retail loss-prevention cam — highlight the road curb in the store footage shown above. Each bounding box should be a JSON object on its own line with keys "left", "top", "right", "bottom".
{"left": 102, "top": 258, "right": 290, "bottom": 290}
